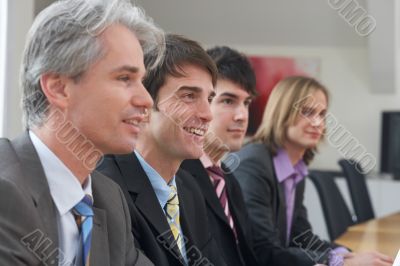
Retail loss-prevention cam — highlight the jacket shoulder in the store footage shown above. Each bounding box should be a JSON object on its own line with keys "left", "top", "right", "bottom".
{"left": 92, "top": 169, "right": 123, "bottom": 195}
{"left": 236, "top": 143, "right": 271, "bottom": 160}
{"left": 232, "top": 143, "right": 273, "bottom": 172}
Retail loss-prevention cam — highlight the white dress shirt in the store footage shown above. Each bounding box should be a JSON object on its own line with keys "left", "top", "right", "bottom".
{"left": 29, "top": 131, "right": 92, "bottom": 266}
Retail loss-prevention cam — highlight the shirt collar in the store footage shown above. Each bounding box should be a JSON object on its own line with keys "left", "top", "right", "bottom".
{"left": 134, "top": 150, "right": 176, "bottom": 209}
{"left": 29, "top": 131, "right": 93, "bottom": 216}
{"left": 273, "top": 148, "right": 308, "bottom": 184}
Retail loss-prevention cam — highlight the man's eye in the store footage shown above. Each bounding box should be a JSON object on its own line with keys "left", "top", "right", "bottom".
{"left": 183, "top": 93, "right": 195, "bottom": 100}
{"left": 244, "top": 100, "right": 252, "bottom": 107}
{"left": 222, "top": 99, "right": 233, "bottom": 105}
{"left": 117, "top": 75, "right": 130, "bottom": 82}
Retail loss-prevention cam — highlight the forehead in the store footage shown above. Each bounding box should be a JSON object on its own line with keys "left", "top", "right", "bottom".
{"left": 95, "top": 24, "right": 144, "bottom": 72}
{"left": 215, "top": 79, "right": 251, "bottom": 99}
{"left": 302, "top": 89, "right": 328, "bottom": 109}
{"left": 159, "top": 64, "right": 214, "bottom": 98}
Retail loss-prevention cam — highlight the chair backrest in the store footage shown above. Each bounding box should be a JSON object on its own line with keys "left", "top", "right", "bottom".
{"left": 338, "top": 159, "right": 375, "bottom": 223}
{"left": 308, "top": 170, "right": 354, "bottom": 241}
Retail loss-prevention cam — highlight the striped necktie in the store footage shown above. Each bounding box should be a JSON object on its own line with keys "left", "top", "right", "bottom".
{"left": 207, "top": 165, "right": 237, "bottom": 238}
{"left": 164, "top": 184, "right": 184, "bottom": 255}
{"left": 73, "top": 194, "right": 94, "bottom": 266}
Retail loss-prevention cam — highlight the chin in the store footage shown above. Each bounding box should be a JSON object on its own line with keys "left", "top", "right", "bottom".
{"left": 186, "top": 147, "right": 203, "bottom": 159}
{"left": 231, "top": 141, "right": 244, "bottom": 151}
{"left": 305, "top": 143, "right": 318, "bottom": 149}
{"left": 110, "top": 142, "right": 136, "bottom": 155}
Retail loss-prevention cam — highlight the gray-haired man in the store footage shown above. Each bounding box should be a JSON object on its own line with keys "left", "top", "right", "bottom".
{"left": 0, "top": 0, "right": 164, "bottom": 265}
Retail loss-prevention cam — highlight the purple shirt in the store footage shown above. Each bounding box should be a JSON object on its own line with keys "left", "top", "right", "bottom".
{"left": 273, "top": 149, "right": 348, "bottom": 266}
{"left": 273, "top": 148, "right": 308, "bottom": 245}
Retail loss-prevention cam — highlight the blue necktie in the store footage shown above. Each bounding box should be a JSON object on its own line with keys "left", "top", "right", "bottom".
{"left": 73, "top": 194, "right": 93, "bottom": 266}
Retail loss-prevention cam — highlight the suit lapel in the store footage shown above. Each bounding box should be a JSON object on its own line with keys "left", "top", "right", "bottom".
{"left": 89, "top": 173, "right": 110, "bottom": 266}
{"left": 223, "top": 169, "right": 247, "bottom": 239}
{"left": 175, "top": 171, "right": 196, "bottom": 248}
{"left": 277, "top": 181, "right": 288, "bottom": 245}
{"left": 115, "top": 153, "right": 184, "bottom": 263}
{"left": 266, "top": 151, "right": 288, "bottom": 245}
{"left": 11, "top": 132, "right": 59, "bottom": 262}
{"left": 182, "top": 160, "right": 229, "bottom": 225}
{"left": 89, "top": 207, "right": 110, "bottom": 266}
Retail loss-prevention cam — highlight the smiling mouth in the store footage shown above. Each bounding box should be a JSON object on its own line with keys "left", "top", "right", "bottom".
{"left": 228, "top": 129, "right": 245, "bottom": 133}
{"left": 123, "top": 119, "right": 141, "bottom": 126}
{"left": 307, "top": 132, "right": 321, "bottom": 138}
{"left": 183, "top": 126, "right": 206, "bottom": 136}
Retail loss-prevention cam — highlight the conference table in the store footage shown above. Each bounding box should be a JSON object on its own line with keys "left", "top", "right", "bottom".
{"left": 335, "top": 212, "right": 400, "bottom": 257}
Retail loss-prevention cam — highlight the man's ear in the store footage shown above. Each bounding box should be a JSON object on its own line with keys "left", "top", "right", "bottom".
{"left": 39, "top": 73, "right": 69, "bottom": 109}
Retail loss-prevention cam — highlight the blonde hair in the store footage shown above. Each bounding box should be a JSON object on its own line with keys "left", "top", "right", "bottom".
{"left": 253, "top": 76, "right": 329, "bottom": 164}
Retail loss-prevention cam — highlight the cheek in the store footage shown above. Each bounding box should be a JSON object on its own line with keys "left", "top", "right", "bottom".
{"left": 320, "top": 121, "right": 326, "bottom": 131}
{"left": 287, "top": 128, "right": 295, "bottom": 140}
{"left": 243, "top": 116, "right": 249, "bottom": 127}
{"left": 297, "top": 120, "right": 310, "bottom": 132}
{"left": 288, "top": 126, "right": 303, "bottom": 140}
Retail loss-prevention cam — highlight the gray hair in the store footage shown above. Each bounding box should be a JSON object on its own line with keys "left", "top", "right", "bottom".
{"left": 21, "top": 0, "right": 165, "bottom": 129}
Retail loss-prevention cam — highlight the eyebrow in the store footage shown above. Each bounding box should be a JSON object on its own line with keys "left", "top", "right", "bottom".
{"left": 177, "top": 86, "right": 202, "bottom": 93}
{"left": 218, "top": 92, "right": 253, "bottom": 101}
{"left": 303, "top": 106, "right": 327, "bottom": 113}
{"left": 111, "top": 65, "right": 141, "bottom": 74}
{"left": 177, "top": 85, "right": 214, "bottom": 94}
{"left": 219, "top": 92, "right": 238, "bottom": 99}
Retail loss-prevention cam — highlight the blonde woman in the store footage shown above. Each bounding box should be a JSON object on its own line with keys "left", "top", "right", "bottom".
{"left": 233, "top": 76, "right": 393, "bottom": 266}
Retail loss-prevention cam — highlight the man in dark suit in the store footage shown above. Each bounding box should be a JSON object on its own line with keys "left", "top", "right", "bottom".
{"left": 181, "top": 46, "right": 258, "bottom": 266}
{"left": 181, "top": 46, "right": 305, "bottom": 266}
{"left": 0, "top": 0, "right": 165, "bottom": 265}
{"left": 97, "top": 34, "right": 225, "bottom": 266}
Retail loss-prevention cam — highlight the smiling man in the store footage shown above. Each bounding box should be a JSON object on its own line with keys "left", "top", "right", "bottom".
{"left": 0, "top": 0, "right": 164, "bottom": 265}
{"left": 180, "top": 46, "right": 258, "bottom": 266}
{"left": 97, "top": 34, "right": 225, "bottom": 266}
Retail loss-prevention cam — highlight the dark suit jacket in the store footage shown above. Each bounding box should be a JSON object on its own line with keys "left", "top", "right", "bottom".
{"left": 233, "top": 143, "right": 339, "bottom": 266}
{"left": 97, "top": 153, "right": 225, "bottom": 266}
{"left": 181, "top": 159, "right": 259, "bottom": 266}
{"left": 0, "top": 133, "right": 152, "bottom": 266}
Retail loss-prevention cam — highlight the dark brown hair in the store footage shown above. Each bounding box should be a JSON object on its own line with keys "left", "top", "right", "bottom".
{"left": 207, "top": 46, "right": 257, "bottom": 97}
{"left": 143, "top": 34, "right": 218, "bottom": 108}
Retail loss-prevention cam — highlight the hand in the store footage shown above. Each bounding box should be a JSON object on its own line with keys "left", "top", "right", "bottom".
{"left": 343, "top": 251, "right": 393, "bottom": 266}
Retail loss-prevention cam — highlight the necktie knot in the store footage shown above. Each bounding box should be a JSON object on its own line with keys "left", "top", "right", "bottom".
{"left": 207, "top": 165, "right": 224, "bottom": 178}
{"left": 73, "top": 194, "right": 94, "bottom": 218}
{"left": 167, "top": 184, "right": 179, "bottom": 206}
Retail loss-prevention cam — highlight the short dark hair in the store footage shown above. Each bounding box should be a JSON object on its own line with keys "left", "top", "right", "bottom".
{"left": 143, "top": 34, "right": 218, "bottom": 107}
{"left": 207, "top": 46, "right": 257, "bottom": 97}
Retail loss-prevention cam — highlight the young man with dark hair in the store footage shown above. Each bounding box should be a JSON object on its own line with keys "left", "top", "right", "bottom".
{"left": 97, "top": 34, "right": 224, "bottom": 266}
{"left": 181, "top": 46, "right": 258, "bottom": 266}
{"left": 182, "top": 46, "right": 316, "bottom": 266}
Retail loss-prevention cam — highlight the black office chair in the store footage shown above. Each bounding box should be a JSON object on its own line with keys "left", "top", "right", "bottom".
{"left": 338, "top": 159, "right": 375, "bottom": 223}
{"left": 308, "top": 170, "right": 354, "bottom": 241}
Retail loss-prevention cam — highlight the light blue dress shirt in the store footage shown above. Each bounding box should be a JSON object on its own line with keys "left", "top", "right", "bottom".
{"left": 29, "top": 131, "right": 92, "bottom": 266}
{"left": 135, "top": 151, "right": 188, "bottom": 263}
